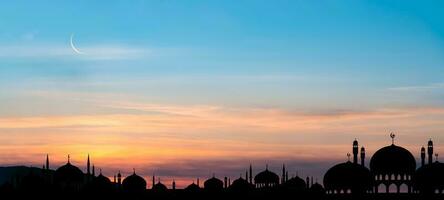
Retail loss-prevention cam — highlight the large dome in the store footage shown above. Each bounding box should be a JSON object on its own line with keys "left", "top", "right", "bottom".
{"left": 54, "top": 162, "right": 84, "bottom": 184}
{"left": 204, "top": 177, "right": 223, "bottom": 191}
{"left": 282, "top": 176, "right": 306, "bottom": 191}
{"left": 229, "top": 177, "right": 253, "bottom": 192}
{"left": 414, "top": 161, "right": 444, "bottom": 193}
{"left": 370, "top": 144, "right": 416, "bottom": 175}
{"left": 323, "top": 161, "right": 372, "bottom": 194}
{"left": 122, "top": 172, "right": 147, "bottom": 192}
{"left": 254, "top": 169, "right": 279, "bottom": 184}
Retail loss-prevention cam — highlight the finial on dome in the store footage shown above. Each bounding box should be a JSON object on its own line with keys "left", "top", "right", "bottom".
{"left": 133, "top": 168, "right": 136, "bottom": 174}
{"left": 390, "top": 132, "right": 396, "bottom": 145}
{"left": 68, "top": 154, "right": 71, "bottom": 164}
{"left": 435, "top": 153, "right": 439, "bottom": 162}
{"left": 347, "top": 153, "right": 351, "bottom": 161}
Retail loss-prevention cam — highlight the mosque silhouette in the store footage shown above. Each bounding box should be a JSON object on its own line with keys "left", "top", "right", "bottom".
{"left": 1, "top": 133, "right": 443, "bottom": 200}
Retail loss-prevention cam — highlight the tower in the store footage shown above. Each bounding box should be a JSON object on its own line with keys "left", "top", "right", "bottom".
{"left": 428, "top": 139, "right": 434, "bottom": 164}
{"left": 172, "top": 179, "right": 176, "bottom": 190}
{"left": 152, "top": 174, "right": 155, "bottom": 188}
{"left": 224, "top": 177, "right": 228, "bottom": 188}
{"left": 360, "top": 146, "right": 366, "bottom": 166}
{"left": 249, "top": 164, "right": 253, "bottom": 184}
{"left": 45, "top": 154, "right": 49, "bottom": 170}
{"left": 353, "top": 139, "right": 358, "bottom": 164}
{"left": 92, "top": 165, "right": 95, "bottom": 176}
{"left": 87, "top": 154, "right": 91, "bottom": 175}
{"left": 117, "top": 171, "right": 122, "bottom": 185}
{"left": 306, "top": 176, "right": 310, "bottom": 189}
{"left": 421, "top": 146, "right": 426, "bottom": 166}
{"left": 245, "top": 170, "right": 248, "bottom": 180}
{"left": 281, "top": 164, "right": 286, "bottom": 184}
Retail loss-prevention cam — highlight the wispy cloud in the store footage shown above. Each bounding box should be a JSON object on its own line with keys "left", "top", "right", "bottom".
{"left": 388, "top": 83, "right": 444, "bottom": 92}
{"left": 0, "top": 43, "right": 152, "bottom": 60}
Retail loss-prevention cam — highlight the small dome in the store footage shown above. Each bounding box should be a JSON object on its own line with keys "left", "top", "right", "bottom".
{"left": 122, "top": 172, "right": 147, "bottom": 192}
{"left": 414, "top": 161, "right": 444, "bottom": 193}
{"left": 204, "top": 177, "right": 223, "bottom": 191}
{"left": 152, "top": 182, "right": 168, "bottom": 192}
{"left": 310, "top": 182, "right": 325, "bottom": 194}
{"left": 54, "top": 162, "right": 84, "bottom": 184}
{"left": 370, "top": 144, "right": 416, "bottom": 175}
{"left": 90, "top": 173, "right": 113, "bottom": 192}
{"left": 229, "top": 177, "right": 253, "bottom": 191}
{"left": 282, "top": 176, "right": 306, "bottom": 190}
{"left": 254, "top": 169, "right": 279, "bottom": 186}
{"left": 185, "top": 183, "right": 201, "bottom": 192}
{"left": 323, "top": 161, "right": 372, "bottom": 194}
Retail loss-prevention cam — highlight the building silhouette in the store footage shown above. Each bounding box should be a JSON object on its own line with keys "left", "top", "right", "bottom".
{"left": 2, "top": 134, "right": 444, "bottom": 199}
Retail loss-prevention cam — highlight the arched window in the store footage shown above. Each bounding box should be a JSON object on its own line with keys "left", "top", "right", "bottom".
{"left": 388, "top": 184, "right": 397, "bottom": 193}
{"left": 391, "top": 174, "right": 395, "bottom": 180}
{"left": 399, "top": 184, "right": 408, "bottom": 193}
{"left": 378, "top": 184, "right": 386, "bottom": 193}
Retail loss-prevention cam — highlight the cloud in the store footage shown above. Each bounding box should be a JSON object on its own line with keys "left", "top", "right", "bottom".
{"left": 387, "top": 83, "right": 444, "bottom": 92}
{"left": 0, "top": 43, "right": 152, "bottom": 60}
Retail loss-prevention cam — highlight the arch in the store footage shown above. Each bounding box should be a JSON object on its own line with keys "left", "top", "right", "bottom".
{"left": 388, "top": 183, "right": 397, "bottom": 193}
{"left": 378, "top": 184, "right": 386, "bottom": 193}
{"left": 390, "top": 174, "right": 395, "bottom": 180}
{"left": 399, "top": 183, "right": 408, "bottom": 193}
{"left": 397, "top": 174, "right": 401, "bottom": 180}
{"left": 385, "top": 174, "right": 389, "bottom": 180}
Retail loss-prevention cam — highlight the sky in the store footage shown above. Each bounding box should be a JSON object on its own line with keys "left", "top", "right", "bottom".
{"left": 1, "top": 0, "right": 444, "bottom": 188}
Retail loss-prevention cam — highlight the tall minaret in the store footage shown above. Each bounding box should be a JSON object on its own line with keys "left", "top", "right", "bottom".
{"left": 152, "top": 174, "right": 155, "bottom": 188}
{"left": 421, "top": 146, "right": 426, "bottom": 166}
{"left": 281, "top": 164, "right": 286, "bottom": 184}
{"left": 360, "top": 146, "right": 366, "bottom": 166}
{"left": 172, "top": 179, "right": 176, "bottom": 190}
{"left": 249, "top": 164, "right": 253, "bottom": 184}
{"left": 87, "top": 154, "right": 91, "bottom": 175}
{"left": 92, "top": 165, "right": 95, "bottom": 177}
{"left": 306, "top": 176, "right": 310, "bottom": 189}
{"left": 353, "top": 139, "right": 358, "bottom": 164}
{"left": 46, "top": 154, "right": 49, "bottom": 170}
{"left": 117, "top": 171, "right": 122, "bottom": 185}
{"left": 428, "top": 139, "right": 434, "bottom": 164}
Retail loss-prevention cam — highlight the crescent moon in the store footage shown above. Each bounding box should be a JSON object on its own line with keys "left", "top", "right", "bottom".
{"left": 70, "top": 34, "right": 84, "bottom": 54}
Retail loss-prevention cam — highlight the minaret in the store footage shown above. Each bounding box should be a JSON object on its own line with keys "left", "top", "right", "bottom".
{"left": 281, "top": 164, "right": 286, "bottom": 184}
{"left": 152, "top": 174, "right": 155, "bottom": 188}
{"left": 360, "top": 146, "right": 366, "bottom": 166}
{"left": 245, "top": 170, "right": 248, "bottom": 180}
{"left": 428, "top": 139, "right": 434, "bottom": 164}
{"left": 306, "top": 177, "right": 310, "bottom": 189}
{"left": 249, "top": 164, "right": 253, "bottom": 184}
{"left": 197, "top": 178, "right": 200, "bottom": 187}
{"left": 172, "top": 179, "right": 176, "bottom": 190}
{"left": 87, "top": 154, "right": 91, "bottom": 175}
{"left": 285, "top": 171, "right": 288, "bottom": 182}
{"left": 92, "top": 165, "right": 95, "bottom": 177}
{"left": 46, "top": 154, "right": 49, "bottom": 170}
{"left": 353, "top": 139, "right": 358, "bottom": 164}
{"left": 421, "top": 146, "right": 426, "bottom": 166}
{"left": 117, "top": 171, "right": 122, "bottom": 185}
{"left": 224, "top": 177, "right": 228, "bottom": 188}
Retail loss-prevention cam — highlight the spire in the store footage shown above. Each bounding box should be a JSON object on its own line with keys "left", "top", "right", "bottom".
{"left": 92, "top": 165, "right": 95, "bottom": 176}
{"left": 282, "top": 164, "right": 286, "bottom": 184}
{"left": 68, "top": 154, "right": 70, "bottom": 164}
{"left": 133, "top": 168, "right": 136, "bottom": 174}
{"left": 46, "top": 154, "right": 49, "bottom": 170}
{"left": 87, "top": 154, "right": 91, "bottom": 175}
{"left": 249, "top": 164, "right": 253, "bottom": 184}
{"left": 172, "top": 179, "right": 176, "bottom": 190}
{"left": 390, "top": 132, "right": 395, "bottom": 145}
{"left": 245, "top": 170, "right": 248, "bottom": 180}
{"left": 197, "top": 178, "right": 200, "bottom": 187}
{"left": 152, "top": 174, "right": 155, "bottom": 187}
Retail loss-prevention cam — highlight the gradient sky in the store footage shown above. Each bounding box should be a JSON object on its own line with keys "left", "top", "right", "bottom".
{"left": 1, "top": 0, "right": 444, "bottom": 188}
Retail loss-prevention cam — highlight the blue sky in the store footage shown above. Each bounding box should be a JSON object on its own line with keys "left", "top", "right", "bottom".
{"left": 1, "top": 0, "right": 444, "bottom": 186}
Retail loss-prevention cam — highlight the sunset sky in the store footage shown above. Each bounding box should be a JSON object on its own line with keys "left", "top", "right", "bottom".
{"left": 1, "top": 0, "right": 444, "bottom": 188}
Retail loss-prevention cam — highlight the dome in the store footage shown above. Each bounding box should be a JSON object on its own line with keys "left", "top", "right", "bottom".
{"left": 122, "top": 172, "right": 147, "bottom": 192}
{"left": 310, "top": 182, "right": 325, "bottom": 194}
{"left": 229, "top": 177, "right": 253, "bottom": 191}
{"left": 90, "top": 173, "right": 113, "bottom": 192}
{"left": 152, "top": 182, "right": 168, "bottom": 192}
{"left": 254, "top": 169, "right": 279, "bottom": 185}
{"left": 414, "top": 161, "right": 444, "bottom": 193}
{"left": 370, "top": 144, "right": 416, "bottom": 175}
{"left": 323, "top": 161, "right": 372, "bottom": 194}
{"left": 204, "top": 177, "right": 223, "bottom": 191}
{"left": 282, "top": 176, "right": 306, "bottom": 190}
{"left": 185, "top": 183, "right": 201, "bottom": 192}
{"left": 54, "top": 162, "right": 84, "bottom": 184}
